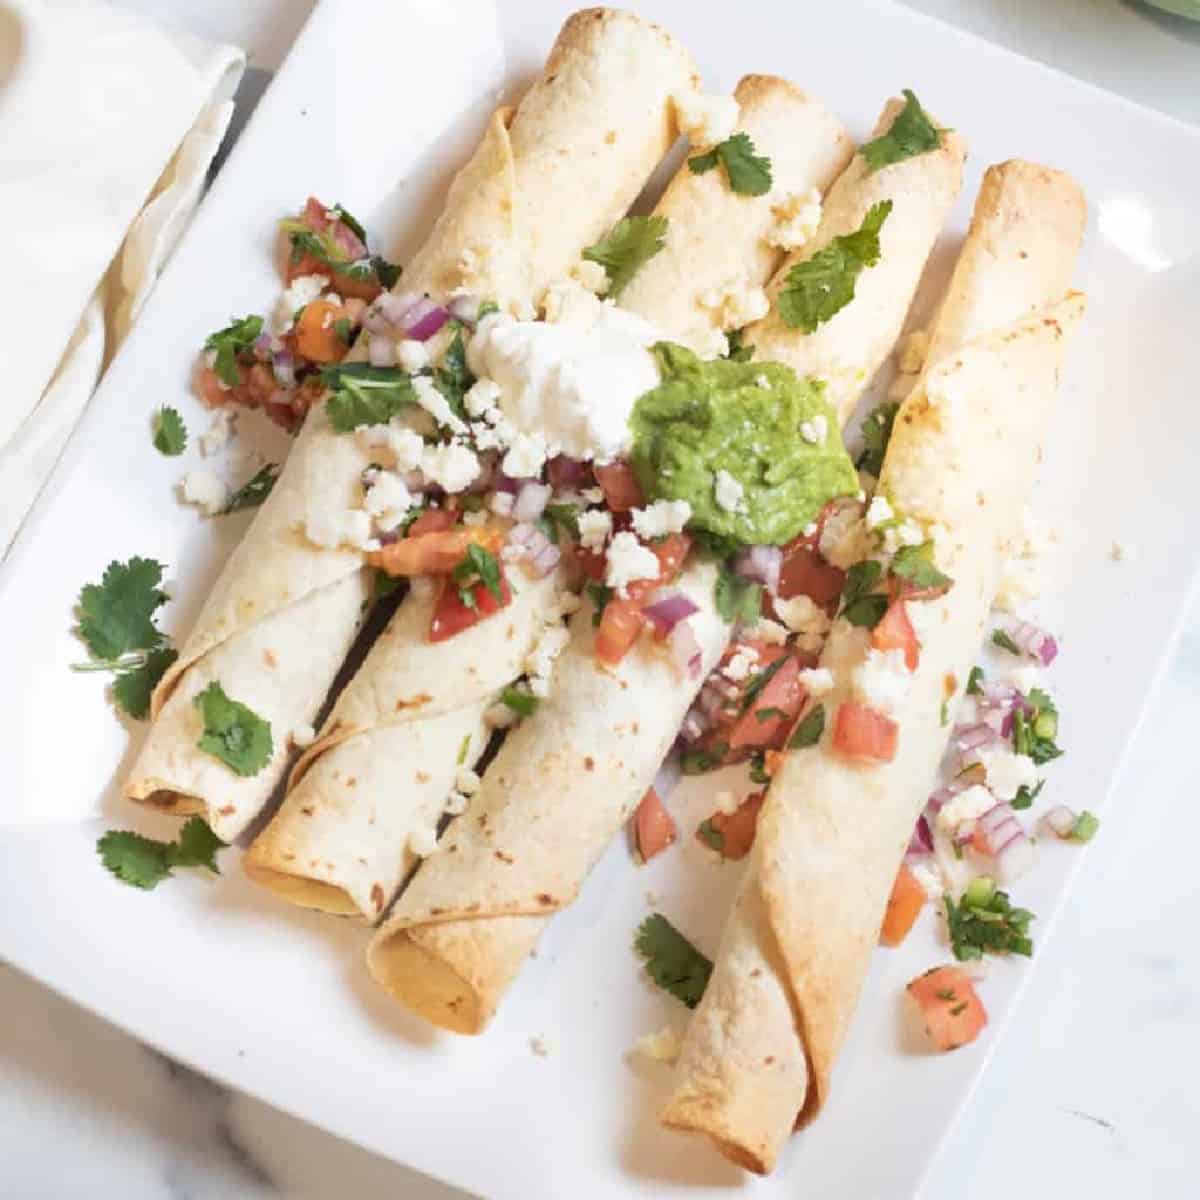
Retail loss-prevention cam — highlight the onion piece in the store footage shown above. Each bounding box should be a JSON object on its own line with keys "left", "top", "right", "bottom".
{"left": 368, "top": 335, "right": 396, "bottom": 368}
{"left": 530, "top": 540, "right": 561, "bottom": 577}
{"left": 371, "top": 291, "right": 420, "bottom": 329}
{"left": 907, "top": 813, "right": 933, "bottom": 856}
{"left": 954, "top": 723, "right": 1000, "bottom": 753}
{"left": 643, "top": 591, "right": 700, "bottom": 636}
{"left": 734, "top": 545, "right": 782, "bottom": 594}
{"left": 402, "top": 298, "right": 450, "bottom": 341}
{"left": 678, "top": 707, "right": 708, "bottom": 743}
{"left": 546, "top": 455, "right": 592, "bottom": 491}
{"left": 1042, "top": 805, "right": 1077, "bottom": 838}
{"left": 271, "top": 350, "right": 296, "bottom": 388}
{"left": 448, "top": 294, "right": 482, "bottom": 324}
{"left": 668, "top": 619, "right": 702, "bottom": 680}
{"left": 1004, "top": 618, "right": 1058, "bottom": 665}
{"left": 514, "top": 481, "right": 552, "bottom": 523}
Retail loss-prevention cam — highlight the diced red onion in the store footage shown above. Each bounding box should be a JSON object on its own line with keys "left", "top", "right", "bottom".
{"left": 1038, "top": 635, "right": 1059, "bottom": 666}
{"left": 734, "top": 545, "right": 782, "bottom": 594}
{"left": 643, "top": 591, "right": 700, "bottom": 636}
{"left": 926, "top": 785, "right": 961, "bottom": 813}
{"left": 514, "top": 481, "right": 552, "bottom": 523}
{"left": 1042, "top": 805, "right": 1077, "bottom": 838}
{"left": 271, "top": 350, "right": 296, "bottom": 388}
{"left": 907, "top": 813, "right": 933, "bottom": 856}
{"left": 995, "top": 835, "right": 1035, "bottom": 883}
{"left": 254, "top": 331, "right": 277, "bottom": 359}
{"left": 679, "top": 707, "right": 708, "bottom": 743}
{"left": 546, "top": 455, "right": 592, "bottom": 491}
{"left": 402, "top": 298, "right": 450, "bottom": 341}
{"left": 490, "top": 491, "right": 515, "bottom": 517}
{"left": 954, "top": 723, "right": 1000, "bottom": 753}
{"left": 668, "top": 619, "right": 702, "bottom": 679}
{"left": 954, "top": 818, "right": 977, "bottom": 846}
{"left": 368, "top": 335, "right": 396, "bottom": 368}
{"left": 466, "top": 452, "right": 497, "bottom": 495}
{"left": 331, "top": 221, "right": 367, "bottom": 259}
{"left": 530, "top": 541, "right": 561, "bottom": 577}
{"left": 978, "top": 804, "right": 1015, "bottom": 838}
{"left": 493, "top": 473, "right": 520, "bottom": 495}
{"left": 1004, "top": 619, "right": 1058, "bottom": 665}
{"left": 979, "top": 680, "right": 1016, "bottom": 707}
{"left": 368, "top": 290, "right": 420, "bottom": 330}
{"left": 508, "top": 522, "right": 537, "bottom": 547}
{"left": 448, "top": 294, "right": 482, "bottom": 324}
{"left": 980, "top": 706, "right": 1007, "bottom": 734}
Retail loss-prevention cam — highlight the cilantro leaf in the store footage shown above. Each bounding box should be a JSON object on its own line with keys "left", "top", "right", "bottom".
{"left": 1070, "top": 810, "right": 1100, "bottom": 843}
{"left": 945, "top": 876, "right": 1034, "bottom": 961}
{"left": 690, "top": 528, "right": 745, "bottom": 562}
{"left": 891, "top": 543, "right": 953, "bottom": 592}
{"left": 586, "top": 581, "right": 614, "bottom": 627}
{"left": 696, "top": 818, "right": 725, "bottom": 854}
{"left": 688, "top": 132, "right": 773, "bottom": 196}
{"left": 453, "top": 543, "right": 503, "bottom": 605}
{"left": 680, "top": 742, "right": 728, "bottom": 774}
{"left": 1013, "top": 688, "right": 1062, "bottom": 765}
{"left": 372, "top": 256, "right": 403, "bottom": 289}
{"left": 839, "top": 559, "right": 887, "bottom": 628}
{"left": 856, "top": 400, "right": 898, "bottom": 478}
{"left": 634, "top": 914, "right": 712, "bottom": 1009}
{"left": 432, "top": 325, "right": 474, "bottom": 421}
{"left": 333, "top": 317, "right": 353, "bottom": 345}
{"left": 329, "top": 202, "right": 367, "bottom": 244}
{"left": 194, "top": 681, "right": 273, "bottom": 777}
{"left": 991, "top": 628, "right": 1022, "bottom": 655}
{"left": 111, "top": 646, "right": 178, "bottom": 720}
{"left": 76, "top": 558, "right": 168, "bottom": 662}
{"left": 1011, "top": 779, "right": 1045, "bottom": 811}
{"left": 536, "top": 503, "right": 580, "bottom": 544}
{"left": 322, "top": 363, "right": 416, "bottom": 432}
{"left": 724, "top": 328, "right": 754, "bottom": 362}
{"left": 789, "top": 703, "right": 825, "bottom": 749}
{"left": 740, "top": 655, "right": 788, "bottom": 715}
{"left": 966, "top": 665, "right": 984, "bottom": 695}
{"left": 152, "top": 407, "right": 187, "bottom": 456}
{"left": 748, "top": 751, "right": 771, "bottom": 784}
{"left": 98, "top": 816, "right": 225, "bottom": 890}
{"left": 204, "top": 315, "right": 263, "bottom": 387}
{"left": 777, "top": 200, "right": 892, "bottom": 333}
{"left": 501, "top": 685, "right": 538, "bottom": 718}
{"left": 715, "top": 562, "right": 762, "bottom": 624}
{"left": 860, "top": 90, "right": 943, "bottom": 173}
{"left": 222, "top": 463, "right": 280, "bottom": 514}
{"left": 582, "top": 215, "right": 668, "bottom": 298}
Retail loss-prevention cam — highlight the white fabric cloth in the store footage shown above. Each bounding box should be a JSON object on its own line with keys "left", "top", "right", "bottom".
{"left": 0, "top": 0, "right": 245, "bottom": 551}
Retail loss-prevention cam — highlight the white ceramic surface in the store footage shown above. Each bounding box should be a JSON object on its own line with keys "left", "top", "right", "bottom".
{"left": 3, "top": 1, "right": 1200, "bottom": 1197}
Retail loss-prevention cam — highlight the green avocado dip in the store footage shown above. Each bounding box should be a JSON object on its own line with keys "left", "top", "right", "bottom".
{"left": 629, "top": 342, "right": 858, "bottom": 546}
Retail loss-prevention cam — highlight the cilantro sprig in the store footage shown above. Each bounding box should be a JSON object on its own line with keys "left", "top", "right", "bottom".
{"left": 860, "top": 90, "right": 943, "bottom": 173}
{"left": 856, "top": 399, "right": 898, "bottom": 478}
{"left": 72, "top": 557, "right": 177, "bottom": 719}
{"left": 97, "top": 816, "right": 225, "bottom": 891}
{"left": 222, "top": 463, "right": 279, "bottom": 513}
{"left": 204, "top": 315, "right": 263, "bottom": 387}
{"left": 634, "top": 914, "right": 712, "bottom": 1009}
{"left": 891, "top": 543, "right": 953, "bottom": 593}
{"left": 1012, "top": 688, "right": 1062, "bottom": 765}
{"left": 778, "top": 200, "right": 892, "bottom": 333}
{"left": 714, "top": 562, "right": 762, "bottom": 624}
{"left": 322, "top": 363, "right": 416, "bottom": 432}
{"left": 432, "top": 325, "right": 475, "bottom": 422}
{"left": 453, "top": 543, "right": 504, "bottom": 610}
{"left": 680, "top": 742, "right": 728, "bottom": 775}
{"left": 194, "top": 681, "right": 273, "bottom": 777}
{"left": 152, "top": 407, "right": 187, "bottom": 456}
{"left": 839, "top": 560, "right": 887, "bottom": 628}
{"left": 688, "top": 132, "right": 773, "bottom": 197}
{"left": 789, "top": 703, "right": 825, "bottom": 749}
{"left": 582, "top": 215, "right": 668, "bottom": 298}
{"left": 945, "top": 876, "right": 1034, "bottom": 961}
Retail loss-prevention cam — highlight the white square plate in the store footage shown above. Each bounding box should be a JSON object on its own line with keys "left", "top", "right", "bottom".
{"left": 3, "top": 1, "right": 1199, "bottom": 1196}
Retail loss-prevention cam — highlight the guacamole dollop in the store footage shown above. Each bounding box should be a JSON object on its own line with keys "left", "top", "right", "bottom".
{"left": 629, "top": 343, "right": 858, "bottom": 546}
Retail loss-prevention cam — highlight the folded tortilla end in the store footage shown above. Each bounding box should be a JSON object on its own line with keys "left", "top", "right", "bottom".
{"left": 659, "top": 1102, "right": 774, "bottom": 1176}
{"left": 125, "top": 782, "right": 206, "bottom": 818}
{"left": 241, "top": 858, "right": 363, "bottom": 917}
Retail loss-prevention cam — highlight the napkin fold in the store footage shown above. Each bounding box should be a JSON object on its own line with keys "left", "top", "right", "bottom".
{"left": 0, "top": 0, "right": 246, "bottom": 552}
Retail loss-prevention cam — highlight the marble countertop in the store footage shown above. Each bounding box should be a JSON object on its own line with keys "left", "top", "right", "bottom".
{"left": 3, "top": 2, "right": 1198, "bottom": 1197}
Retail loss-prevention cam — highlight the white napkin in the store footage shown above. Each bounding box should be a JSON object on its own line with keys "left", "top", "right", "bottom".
{"left": 0, "top": 0, "right": 245, "bottom": 551}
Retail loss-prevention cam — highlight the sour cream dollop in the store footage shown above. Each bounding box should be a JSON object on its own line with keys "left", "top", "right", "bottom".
{"left": 467, "top": 289, "right": 663, "bottom": 462}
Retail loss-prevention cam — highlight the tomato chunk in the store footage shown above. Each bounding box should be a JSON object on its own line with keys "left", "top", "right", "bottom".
{"left": 594, "top": 596, "right": 646, "bottom": 666}
{"left": 429, "top": 573, "right": 511, "bottom": 642}
{"left": 594, "top": 460, "right": 645, "bottom": 512}
{"left": 634, "top": 787, "right": 677, "bottom": 862}
{"left": 776, "top": 542, "right": 845, "bottom": 612}
{"left": 906, "top": 965, "right": 988, "bottom": 1051}
{"left": 697, "top": 791, "right": 765, "bottom": 861}
{"left": 832, "top": 701, "right": 898, "bottom": 762}
{"left": 880, "top": 863, "right": 927, "bottom": 946}
{"left": 871, "top": 599, "right": 920, "bottom": 670}
{"left": 294, "top": 299, "right": 350, "bottom": 363}
{"left": 625, "top": 532, "right": 692, "bottom": 603}
{"left": 727, "top": 654, "right": 805, "bottom": 751}
{"left": 407, "top": 509, "right": 458, "bottom": 537}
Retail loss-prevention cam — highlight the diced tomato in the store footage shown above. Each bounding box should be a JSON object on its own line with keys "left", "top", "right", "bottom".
{"left": 634, "top": 787, "right": 677, "bottom": 862}
{"left": 832, "top": 701, "right": 898, "bottom": 762}
{"left": 429, "top": 572, "right": 512, "bottom": 642}
{"left": 906, "top": 965, "right": 988, "bottom": 1052}
{"left": 285, "top": 250, "right": 333, "bottom": 286}
{"left": 369, "top": 526, "right": 501, "bottom": 577}
{"left": 726, "top": 654, "right": 805, "bottom": 751}
{"left": 407, "top": 509, "right": 458, "bottom": 537}
{"left": 593, "top": 460, "right": 644, "bottom": 512}
{"left": 294, "top": 299, "right": 351, "bottom": 363}
{"left": 697, "top": 791, "right": 765, "bottom": 861}
{"left": 625, "top": 532, "right": 692, "bottom": 603}
{"left": 303, "top": 196, "right": 333, "bottom": 232}
{"left": 880, "top": 863, "right": 927, "bottom": 946}
{"left": 571, "top": 545, "right": 608, "bottom": 582}
{"left": 594, "top": 596, "right": 647, "bottom": 666}
{"left": 775, "top": 541, "right": 845, "bottom": 612}
{"left": 871, "top": 599, "right": 920, "bottom": 670}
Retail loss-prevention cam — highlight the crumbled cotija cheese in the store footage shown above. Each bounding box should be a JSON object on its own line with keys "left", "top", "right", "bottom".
{"left": 768, "top": 188, "right": 822, "bottom": 251}
{"left": 673, "top": 90, "right": 739, "bottom": 148}
{"left": 178, "top": 469, "right": 227, "bottom": 516}
{"left": 605, "top": 532, "right": 661, "bottom": 598}
{"left": 851, "top": 647, "right": 912, "bottom": 715}
{"left": 631, "top": 499, "right": 691, "bottom": 540}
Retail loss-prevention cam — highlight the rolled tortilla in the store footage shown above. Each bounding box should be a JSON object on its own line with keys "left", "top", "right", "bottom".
{"left": 746, "top": 97, "right": 966, "bottom": 417}
{"left": 662, "top": 161, "right": 1087, "bottom": 1174}
{"left": 124, "top": 8, "right": 699, "bottom": 841}
{"left": 364, "top": 107, "right": 968, "bottom": 1032}
{"left": 244, "top": 75, "right": 852, "bottom": 917}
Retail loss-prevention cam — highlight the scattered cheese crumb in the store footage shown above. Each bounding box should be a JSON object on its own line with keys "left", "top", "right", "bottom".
{"left": 290, "top": 723, "right": 316, "bottom": 748}
{"left": 578, "top": 509, "right": 613, "bottom": 552}
{"left": 412, "top": 375, "right": 467, "bottom": 434}
{"left": 526, "top": 623, "right": 571, "bottom": 696}
{"left": 178, "top": 469, "right": 227, "bottom": 516}
{"left": 714, "top": 790, "right": 739, "bottom": 815}
{"left": 387, "top": 424, "right": 426, "bottom": 472}
{"left": 723, "top": 647, "right": 759, "bottom": 682}
{"left": 631, "top": 499, "right": 692, "bottom": 540}
{"left": 700, "top": 280, "right": 769, "bottom": 330}
{"left": 304, "top": 508, "right": 375, "bottom": 551}
{"left": 605, "top": 531, "right": 661, "bottom": 598}
{"left": 485, "top": 702, "right": 519, "bottom": 730}
{"left": 409, "top": 826, "right": 439, "bottom": 857}
{"left": 909, "top": 861, "right": 945, "bottom": 900}
{"left": 632, "top": 1027, "right": 681, "bottom": 1065}
{"left": 573, "top": 258, "right": 610, "bottom": 296}
{"left": 273, "top": 273, "right": 327, "bottom": 333}
{"left": 444, "top": 791, "right": 469, "bottom": 816}
{"left": 464, "top": 377, "right": 502, "bottom": 419}
{"left": 199, "top": 410, "right": 235, "bottom": 457}
{"left": 935, "top": 784, "right": 997, "bottom": 834}
{"left": 772, "top": 594, "right": 831, "bottom": 653}
{"left": 713, "top": 469, "right": 745, "bottom": 514}
{"left": 395, "top": 338, "right": 429, "bottom": 373}
{"left": 979, "top": 747, "right": 1040, "bottom": 802}
{"left": 455, "top": 767, "right": 481, "bottom": 795}
{"left": 364, "top": 471, "right": 415, "bottom": 530}
{"left": 819, "top": 501, "right": 869, "bottom": 570}
{"left": 502, "top": 430, "right": 549, "bottom": 480}
{"left": 865, "top": 495, "right": 894, "bottom": 529}
{"left": 751, "top": 618, "right": 789, "bottom": 645}
{"left": 768, "top": 188, "right": 823, "bottom": 251}
{"left": 421, "top": 441, "right": 480, "bottom": 494}
{"left": 851, "top": 647, "right": 912, "bottom": 715}
{"left": 529, "top": 1034, "right": 552, "bottom": 1057}
{"left": 673, "top": 90, "right": 739, "bottom": 148}
{"left": 798, "top": 667, "right": 835, "bottom": 695}
{"left": 799, "top": 414, "right": 828, "bottom": 445}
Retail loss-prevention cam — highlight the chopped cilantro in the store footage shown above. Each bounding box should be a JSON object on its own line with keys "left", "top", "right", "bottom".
{"left": 194, "top": 681, "right": 273, "bottom": 777}
{"left": 1070, "top": 810, "right": 1100, "bottom": 843}
{"left": 777, "top": 201, "right": 892, "bottom": 333}
{"left": 715, "top": 562, "right": 762, "bottom": 624}
{"left": 536, "top": 503, "right": 580, "bottom": 544}
{"left": 634, "top": 913, "right": 712, "bottom": 1009}
{"left": 696, "top": 818, "right": 725, "bottom": 854}
{"left": 891, "top": 542, "right": 952, "bottom": 592}
{"left": 373, "top": 568, "right": 402, "bottom": 603}
{"left": 860, "top": 90, "right": 943, "bottom": 172}
{"left": 788, "top": 703, "right": 825, "bottom": 749}
{"left": 680, "top": 742, "right": 728, "bottom": 775}
{"left": 740, "top": 655, "right": 788, "bottom": 714}
{"left": 204, "top": 315, "right": 263, "bottom": 387}
{"left": 1011, "top": 779, "right": 1045, "bottom": 811}
{"left": 945, "top": 876, "right": 1034, "bottom": 961}
{"left": 856, "top": 400, "right": 898, "bottom": 478}
{"left": 1012, "top": 688, "right": 1062, "bottom": 765}
{"left": 991, "top": 628, "right": 1022, "bottom": 655}
{"left": 748, "top": 750, "right": 771, "bottom": 784}
{"left": 221, "top": 463, "right": 279, "bottom": 514}
{"left": 152, "top": 407, "right": 187, "bottom": 456}
{"left": 724, "top": 328, "right": 754, "bottom": 362}
{"left": 111, "top": 646, "right": 178, "bottom": 720}
{"left": 322, "top": 363, "right": 416, "bottom": 432}
{"left": 966, "top": 665, "right": 984, "bottom": 696}
{"left": 582, "top": 215, "right": 668, "bottom": 298}
{"left": 840, "top": 559, "right": 887, "bottom": 628}
{"left": 755, "top": 706, "right": 787, "bottom": 723}
{"left": 329, "top": 203, "right": 367, "bottom": 243}
{"left": 453, "top": 543, "right": 503, "bottom": 608}
{"left": 476, "top": 299, "right": 500, "bottom": 320}
{"left": 333, "top": 317, "right": 353, "bottom": 345}
{"left": 501, "top": 685, "right": 538, "bottom": 718}
{"left": 372, "top": 256, "right": 402, "bottom": 289}
{"left": 432, "top": 325, "right": 474, "bottom": 421}
{"left": 97, "top": 816, "right": 225, "bottom": 891}
{"left": 688, "top": 132, "right": 773, "bottom": 196}
{"left": 586, "top": 581, "right": 614, "bottom": 627}
{"left": 690, "top": 528, "right": 745, "bottom": 562}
